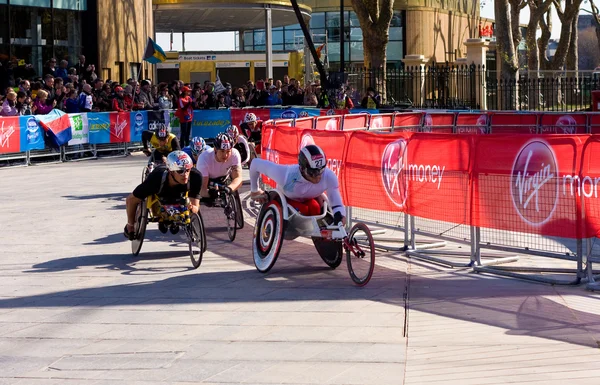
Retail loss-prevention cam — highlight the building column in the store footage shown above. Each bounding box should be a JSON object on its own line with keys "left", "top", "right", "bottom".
{"left": 402, "top": 54, "right": 429, "bottom": 108}
{"left": 239, "top": 30, "right": 244, "bottom": 52}
{"left": 265, "top": 6, "right": 273, "bottom": 80}
{"left": 182, "top": 32, "right": 186, "bottom": 52}
{"left": 464, "top": 38, "right": 489, "bottom": 110}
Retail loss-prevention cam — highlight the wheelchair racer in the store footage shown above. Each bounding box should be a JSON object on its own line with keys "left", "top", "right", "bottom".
{"left": 240, "top": 113, "right": 262, "bottom": 154}
{"left": 249, "top": 144, "right": 346, "bottom": 225}
{"left": 196, "top": 133, "right": 243, "bottom": 205}
{"left": 183, "top": 136, "right": 210, "bottom": 164}
{"left": 124, "top": 151, "right": 202, "bottom": 237}
{"left": 141, "top": 124, "right": 181, "bottom": 164}
{"left": 226, "top": 125, "right": 251, "bottom": 165}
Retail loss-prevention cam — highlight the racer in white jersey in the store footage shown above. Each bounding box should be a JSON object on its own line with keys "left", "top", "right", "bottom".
{"left": 250, "top": 144, "right": 346, "bottom": 224}
{"left": 196, "top": 132, "right": 243, "bottom": 203}
{"left": 226, "top": 125, "right": 251, "bottom": 165}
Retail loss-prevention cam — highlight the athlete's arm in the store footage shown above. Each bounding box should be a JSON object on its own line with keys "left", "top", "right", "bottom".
{"left": 324, "top": 170, "right": 346, "bottom": 222}
{"left": 228, "top": 165, "right": 243, "bottom": 192}
{"left": 170, "top": 136, "right": 181, "bottom": 151}
{"left": 141, "top": 130, "right": 154, "bottom": 150}
{"left": 238, "top": 136, "right": 250, "bottom": 164}
{"left": 187, "top": 169, "right": 202, "bottom": 213}
{"left": 196, "top": 154, "right": 211, "bottom": 198}
{"left": 125, "top": 170, "right": 162, "bottom": 229}
{"left": 249, "top": 158, "right": 288, "bottom": 194}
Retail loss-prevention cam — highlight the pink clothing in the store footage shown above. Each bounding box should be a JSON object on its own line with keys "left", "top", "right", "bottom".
{"left": 0, "top": 100, "right": 18, "bottom": 116}
{"left": 33, "top": 98, "right": 53, "bottom": 115}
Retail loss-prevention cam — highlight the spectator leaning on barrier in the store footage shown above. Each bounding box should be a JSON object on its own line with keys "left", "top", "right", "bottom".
{"left": 137, "top": 80, "right": 155, "bottom": 110}
{"left": 112, "top": 86, "right": 126, "bottom": 112}
{"left": 0, "top": 91, "right": 18, "bottom": 116}
{"left": 65, "top": 89, "right": 80, "bottom": 113}
{"left": 16, "top": 91, "right": 32, "bottom": 115}
{"left": 33, "top": 89, "right": 55, "bottom": 115}
{"left": 78, "top": 84, "right": 93, "bottom": 112}
{"left": 232, "top": 87, "right": 246, "bottom": 108}
{"left": 123, "top": 85, "right": 134, "bottom": 111}
{"left": 176, "top": 86, "right": 194, "bottom": 147}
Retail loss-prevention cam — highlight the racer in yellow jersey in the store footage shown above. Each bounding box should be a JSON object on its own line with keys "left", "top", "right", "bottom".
{"left": 142, "top": 124, "right": 181, "bottom": 164}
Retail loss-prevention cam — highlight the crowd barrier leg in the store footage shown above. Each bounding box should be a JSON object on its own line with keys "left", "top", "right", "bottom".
{"left": 62, "top": 144, "right": 97, "bottom": 162}
{"left": 349, "top": 207, "right": 409, "bottom": 252}
{"left": 585, "top": 238, "right": 600, "bottom": 291}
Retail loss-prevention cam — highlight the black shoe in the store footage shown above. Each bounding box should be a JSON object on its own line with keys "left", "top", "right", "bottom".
{"left": 169, "top": 225, "right": 180, "bottom": 235}
{"left": 158, "top": 222, "right": 168, "bottom": 234}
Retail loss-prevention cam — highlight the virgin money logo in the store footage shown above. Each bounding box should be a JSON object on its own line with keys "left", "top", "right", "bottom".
{"left": 300, "top": 134, "right": 315, "bottom": 149}
{"left": 511, "top": 140, "right": 559, "bottom": 226}
{"left": 325, "top": 118, "right": 338, "bottom": 131}
{"left": 555, "top": 115, "right": 577, "bottom": 134}
{"left": 381, "top": 139, "right": 408, "bottom": 208}
{"left": 0, "top": 121, "right": 15, "bottom": 148}
{"left": 370, "top": 116, "right": 383, "bottom": 130}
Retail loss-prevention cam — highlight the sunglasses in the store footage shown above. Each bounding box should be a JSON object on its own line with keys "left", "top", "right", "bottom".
{"left": 175, "top": 168, "right": 191, "bottom": 175}
{"left": 306, "top": 167, "right": 325, "bottom": 177}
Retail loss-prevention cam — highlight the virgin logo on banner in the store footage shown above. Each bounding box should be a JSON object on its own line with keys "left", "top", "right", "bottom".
{"left": 381, "top": 138, "right": 408, "bottom": 208}
{"left": 0, "top": 117, "right": 20, "bottom": 154}
{"left": 110, "top": 112, "right": 131, "bottom": 143}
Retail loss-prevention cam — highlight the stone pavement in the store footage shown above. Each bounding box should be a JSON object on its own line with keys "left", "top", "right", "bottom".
{"left": 0, "top": 153, "right": 599, "bottom": 385}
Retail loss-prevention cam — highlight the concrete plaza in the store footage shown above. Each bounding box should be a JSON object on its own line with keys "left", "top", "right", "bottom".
{"left": 0, "top": 154, "right": 599, "bottom": 384}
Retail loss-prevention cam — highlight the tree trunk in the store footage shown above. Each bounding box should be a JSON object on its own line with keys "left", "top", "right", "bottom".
{"left": 538, "top": 9, "right": 552, "bottom": 71}
{"left": 494, "top": 0, "right": 518, "bottom": 109}
{"left": 363, "top": 30, "right": 388, "bottom": 97}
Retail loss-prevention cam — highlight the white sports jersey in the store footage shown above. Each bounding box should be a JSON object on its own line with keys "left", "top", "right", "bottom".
{"left": 237, "top": 135, "right": 251, "bottom": 165}
{"left": 196, "top": 147, "right": 241, "bottom": 179}
{"left": 249, "top": 158, "right": 345, "bottom": 215}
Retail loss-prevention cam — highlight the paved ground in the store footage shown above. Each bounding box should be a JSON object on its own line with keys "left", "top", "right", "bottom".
{"left": 0, "top": 153, "right": 599, "bottom": 385}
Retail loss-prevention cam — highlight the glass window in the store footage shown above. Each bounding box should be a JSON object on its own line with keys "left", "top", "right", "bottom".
{"left": 387, "top": 40, "right": 403, "bottom": 61}
{"left": 389, "top": 27, "right": 402, "bottom": 41}
{"left": 284, "top": 28, "right": 301, "bottom": 44}
{"left": 11, "top": 0, "right": 50, "bottom": 6}
{"left": 0, "top": 0, "right": 6, "bottom": 4}
{"left": 311, "top": 28, "right": 326, "bottom": 45}
{"left": 350, "top": 26, "right": 362, "bottom": 41}
{"left": 255, "top": 44, "right": 265, "bottom": 51}
{"left": 310, "top": 13, "right": 325, "bottom": 29}
{"left": 254, "top": 30, "right": 265, "bottom": 45}
{"left": 244, "top": 30, "right": 253, "bottom": 46}
{"left": 273, "top": 44, "right": 284, "bottom": 51}
{"left": 350, "top": 41, "right": 364, "bottom": 62}
{"left": 244, "top": 42, "right": 254, "bottom": 51}
{"left": 272, "top": 30, "right": 283, "bottom": 45}
{"left": 390, "top": 11, "right": 402, "bottom": 27}
{"left": 54, "top": 0, "right": 87, "bottom": 10}
{"left": 325, "top": 42, "right": 349, "bottom": 63}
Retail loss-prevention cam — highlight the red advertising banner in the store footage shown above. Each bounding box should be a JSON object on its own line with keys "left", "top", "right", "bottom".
{"left": 315, "top": 115, "right": 342, "bottom": 130}
{"left": 422, "top": 112, "right": 455, "bottom": 134}
{"left": 230, "top": 108, "right": 271, "bottom": 127}
{"left": 0, "top": 116, "right": 21, "bottom": 154}
{"left": 342, "top": 113, "right": 369, "bottom": 130}
{"left": 344, "top": 130, "right": 412, "bottom": 212}
{"left": 455, "top": 112, "right": 489, "bottom": 134}
{"left": 405, "top": 134, "right": 472, "bottom": 223}
{"left": 110, "top": 112, "right": 131, "bottom": 143}
{"left": 393, "top": 112, "right": 424, "bottom": 132}
{"left": 263, "top": 122, "right": 600, "bottom": 239}
{"left": 471, "top": 135, "right": 583, "bottom": 238}
{"left": 368, "top": 114, "right": 393, "bottom": 130}
{"left": 489, "top": 112, "right": 538, "bottom": 134}
{"left": 539, "top": 113, "right": 587, "bottom": 134}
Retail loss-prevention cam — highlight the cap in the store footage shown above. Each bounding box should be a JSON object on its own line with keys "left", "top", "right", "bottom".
{"left": 114, "top": 86, "right": 124, "bottom": 92}
{"left": 181, "top": 86, "right": 191, "bottom": 93}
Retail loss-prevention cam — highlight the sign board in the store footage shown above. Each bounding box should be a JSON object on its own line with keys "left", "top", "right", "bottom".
{"left": 216, "top": 62, "right": 251, "bottom": 68}
{"left": 254, "top": 61, "right": 289, "bottom": 68}
{"left": 178, "top": 54, "right": 217, "bottom": 61}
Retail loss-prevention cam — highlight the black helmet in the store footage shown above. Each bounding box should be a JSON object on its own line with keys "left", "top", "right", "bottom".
{"left": 299, "top": 145, "right": 327, "bottom": 178}
{"left": 214, "top": 132, "right": 233, "bottom": 150}
{"left": 156, "top": 124, "right": 168, "bottom": 139}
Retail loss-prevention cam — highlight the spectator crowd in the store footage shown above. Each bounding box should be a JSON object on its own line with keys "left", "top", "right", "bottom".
{"left": 0, "top": 55, "right": 383, "bottom": 118}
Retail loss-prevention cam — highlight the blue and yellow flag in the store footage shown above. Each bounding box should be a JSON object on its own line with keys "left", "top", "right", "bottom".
{"left": 143, "top": 37, "right": 167, "bottom": 64}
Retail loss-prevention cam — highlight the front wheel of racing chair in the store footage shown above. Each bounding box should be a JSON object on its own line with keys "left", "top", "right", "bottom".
{"left": 131, "top": 199, "right": 149, "bottom": 256}
{"left": 253, "top": 192, "right": 285, "bottom": 273}
{"left": 233, "top": 190, "right": 244, "bottom": 229}
{"left": 187, "top": 212, "right": 206, "bottom": 269}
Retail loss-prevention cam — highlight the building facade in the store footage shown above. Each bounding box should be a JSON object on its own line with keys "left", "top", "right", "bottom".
{"left": 0, "top": 0, "right": 153, "bottom": 84}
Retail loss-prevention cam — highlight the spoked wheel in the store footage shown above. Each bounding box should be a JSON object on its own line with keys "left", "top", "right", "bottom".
{"left": 131, "top": 200, "right": 148, "bottom": 256}
{"left": 141, "top": 164, "right": 153, "bottom": 182}
{"left": 187, "top": 213, "right": 205, "bottom": 269}
{"left": 224, "top": 193, "right": 237, "bottom": 242}
{"left": 233, "top": 191, "right": 244, "bottom": 229}
{"left": 346, "top": 223, "right": 375, "bottom": 286}
{"left": 253, "top": 195, "right": 285, "bottom": 273}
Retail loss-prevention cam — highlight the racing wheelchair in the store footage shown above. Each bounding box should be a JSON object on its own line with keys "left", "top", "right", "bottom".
{"left": 253, "top": 190, "right": 375, "bottom": 286}
{"left": 203, "top": 181, "right": 244, "bottom": 242}
{"left": 130, "top": 194, "right": 207, "bottom": 269}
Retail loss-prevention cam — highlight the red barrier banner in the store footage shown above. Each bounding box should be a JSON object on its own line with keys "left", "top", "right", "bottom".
{"left": 455, "top": 112, "right": 489, "bottom": 134}
{"left": 342, "top": 114, "right": 369, "bottom": 130}
{"left": 422, "top": 112, "right": 455, "bottom": 134}
{"left": 589, "top": 113, "right": 600, "bottom": 134}
{"left": 471, "top": 135, "right": 583, "bottom": 238}
{"left": 0, "top": 116, "right": 20, "bottom": 154}
{"left": 405, "top": 134, "right": 472, "bottom": 223}
{"left": 369, "top": 114, "right": 394, "bottom": 130}
{"left": 315, "top": 115, "right": 342, "bottom": 130}
{"left": 490, "top": 112, "right": 538, "bottom": 134}
{"left": 580, "top": 137, "right": 600, "bottom": 237}
{"left": 393, "top": 112, "right": 423, "bottom": 132}
{"left": 110, "top": 112, "right": 131, "bottom": 143}
{"left": 539, "top": 113, "right": 587, "bottom": 134}
{"left": 344, "top": 130, "right": 411, "bottom": 212}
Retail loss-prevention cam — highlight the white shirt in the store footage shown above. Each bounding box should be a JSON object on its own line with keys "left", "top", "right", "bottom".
{"left": 237, "top": 135, "right": 250, "bottom": 165}
{"left": 249, "top": 158, "right": 345, "bottom": 215}
{"left": 196, "top": 147, "right": 241, "bottom": 179}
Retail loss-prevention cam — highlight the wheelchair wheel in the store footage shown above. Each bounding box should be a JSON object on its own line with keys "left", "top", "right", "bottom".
{"left": 131, "top": 200, "right": 148, "bottom": 256}
{"left": 225, "top": 193, "right": 237, "bottom": 242}
{"left": 187, "top": 213, "right": 205, "bottom": 269}
{"left": 233, "top": 191, "right": 244, "bottom": 229}
{"left": 312, "top": 238, "right": 343, "bottom": 269}
{"left": 346, "top": 223, "right": 375, "bottom": 286}
{"left": 253, "top": 194, "right": 285, "bottom": 273}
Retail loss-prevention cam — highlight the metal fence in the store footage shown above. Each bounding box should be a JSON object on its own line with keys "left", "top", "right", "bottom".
{"left": 346, "top": 66, "right": 600, "bottom": 112}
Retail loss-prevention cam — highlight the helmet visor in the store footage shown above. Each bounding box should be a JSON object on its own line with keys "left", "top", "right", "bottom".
{"left": 305, "top": 166, "right": 325, "bottom": 178}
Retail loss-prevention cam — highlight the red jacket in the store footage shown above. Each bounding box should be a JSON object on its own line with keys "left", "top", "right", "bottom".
{"left": 176, "top": 96, "right": 194, "bottom": 123}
